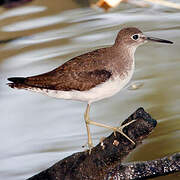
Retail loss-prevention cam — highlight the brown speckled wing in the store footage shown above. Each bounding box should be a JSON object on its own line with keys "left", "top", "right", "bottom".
{"left": 8, "top": 47, "right": 113, "bottom": 91}
{"left": 24, "top": 69, "right": 112, "bottom": 91}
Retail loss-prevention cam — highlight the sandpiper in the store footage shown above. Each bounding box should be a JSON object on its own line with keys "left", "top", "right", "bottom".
{"left": 8, "top": 27, "right": 173, "bottom": 152}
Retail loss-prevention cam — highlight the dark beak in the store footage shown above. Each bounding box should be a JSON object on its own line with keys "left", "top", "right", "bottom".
{"left": 146, "top": 37, "right": 173, "bottom": 44}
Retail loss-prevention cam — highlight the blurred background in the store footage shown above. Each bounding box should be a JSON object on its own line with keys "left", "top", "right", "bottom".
{"left": 0, "top": 0, "right": 179, "bottom": 179}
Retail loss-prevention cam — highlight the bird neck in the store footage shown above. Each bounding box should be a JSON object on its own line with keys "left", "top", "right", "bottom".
{"left": 110, "top": 44, "right": 136, "bottom": 76}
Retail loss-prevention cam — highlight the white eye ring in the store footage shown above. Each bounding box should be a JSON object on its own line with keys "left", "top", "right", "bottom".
{"left": 131, "top": 34, "right": 139, "bottom": 41}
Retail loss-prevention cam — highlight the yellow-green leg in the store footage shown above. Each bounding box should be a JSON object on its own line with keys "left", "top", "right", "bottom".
{"left": 84, "top": 104, "right": 93, "bottom": 153}
{"left": 88, "top": 119, "right": 136, "bottom": 144}
{"left": 84, "top": 104, "right": 136, "bottom": 153}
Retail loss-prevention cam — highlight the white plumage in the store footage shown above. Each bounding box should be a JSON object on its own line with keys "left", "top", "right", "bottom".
{"left": 26, "top": 62, "right": 134, "bottom": 104}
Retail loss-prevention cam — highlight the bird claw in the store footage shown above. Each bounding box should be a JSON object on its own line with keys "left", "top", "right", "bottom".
{"left": 88, "top": 142, "right": 93, "bottom": 154}
{"left": 113, "top": 120, "right": 137, "bottom": 144}
{"left": 82, "top": 141, "right": 93, "bottom": 154}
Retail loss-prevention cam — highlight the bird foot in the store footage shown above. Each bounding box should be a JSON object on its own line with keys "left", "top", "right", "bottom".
{"left": 113, "top": 120, "right": 136, "bottom": 144}
{"left": 82, "top": 141, "right": 94, "bottom": 154}
{"left": 88, "top": 142, "right": 93, "bottom": 154}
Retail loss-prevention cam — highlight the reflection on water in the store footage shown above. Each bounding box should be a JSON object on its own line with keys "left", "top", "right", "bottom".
{"left": 0, "top": 0, "right": 180, "bottom": 179}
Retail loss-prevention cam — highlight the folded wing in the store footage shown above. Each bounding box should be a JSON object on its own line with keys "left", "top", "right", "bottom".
{"left": 8, "top": 69, "right": 112, "bottom": 91}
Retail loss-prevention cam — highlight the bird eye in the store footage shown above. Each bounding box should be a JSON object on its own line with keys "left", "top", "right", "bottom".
{"left": 132, "top": 34, "right": 139, "bottom": 40}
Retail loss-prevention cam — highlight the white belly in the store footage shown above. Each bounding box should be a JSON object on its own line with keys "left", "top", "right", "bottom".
{"left": 26, "top": 67, "right": 134, "bottom": 104}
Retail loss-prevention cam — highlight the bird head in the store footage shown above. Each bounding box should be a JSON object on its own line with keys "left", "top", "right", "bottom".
{"left": 114, "top": 27, "right": 173, "bottom": 49}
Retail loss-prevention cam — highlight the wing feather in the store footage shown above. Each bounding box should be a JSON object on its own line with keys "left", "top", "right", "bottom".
{"left": 8, "top": 48, "right": 112, "bottom": 91}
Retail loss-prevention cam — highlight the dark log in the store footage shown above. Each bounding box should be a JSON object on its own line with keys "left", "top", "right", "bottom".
{"left": 106, "top": 153, "right": 180, "bottom": 179}
{"left": 27, "top": 107, "right": 179, "bottom": 180}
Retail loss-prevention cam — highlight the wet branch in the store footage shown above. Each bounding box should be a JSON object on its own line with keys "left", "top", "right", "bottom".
{"left": 27, "top": 107, "right": 180, "bottom": 180}
{"left": 106, "top": 153, "right": 180, "bottom": 179}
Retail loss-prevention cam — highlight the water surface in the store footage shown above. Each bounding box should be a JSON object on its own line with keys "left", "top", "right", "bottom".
{"left": 0, "top": 0, "right": 180, "bottom": 179}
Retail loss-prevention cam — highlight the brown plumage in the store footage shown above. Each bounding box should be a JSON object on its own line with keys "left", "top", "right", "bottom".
{"left": 8, "top": 27, "right": 143, "bottom": 92}
{"left": 8, "top": 48, "right": 113, "bottom": 91}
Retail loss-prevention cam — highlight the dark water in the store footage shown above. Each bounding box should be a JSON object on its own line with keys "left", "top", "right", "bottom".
{"left": 0, "top": 0, "right": 180, "bottom": 179}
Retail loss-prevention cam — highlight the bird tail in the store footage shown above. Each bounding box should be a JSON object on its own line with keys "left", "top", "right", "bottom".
{"left": 7, "top": 77, "right": 29, "bottom": 89}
